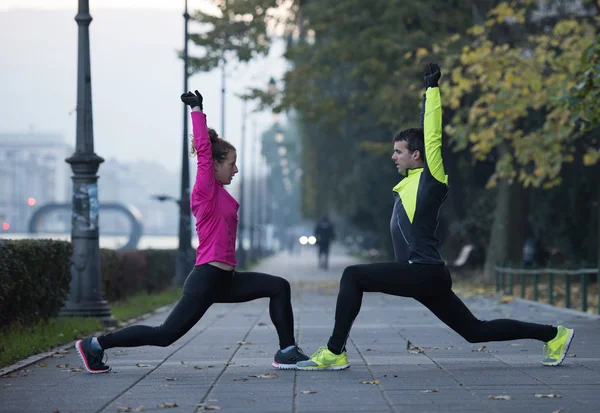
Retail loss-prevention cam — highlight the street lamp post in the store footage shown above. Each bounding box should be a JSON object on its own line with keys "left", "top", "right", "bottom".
{"left": 173, "top": 0, "right": 193, "bottom": 286}
{"left": 237, "top": 99, "right": 248, "bottom": 267}
{"left": 61, "top": 0, "right": 114, "bottom": 325}
{"left": 221, "top": 62, "right": 226, "bottom": 137}
{"left": 253, "top": 122, "right": 262, "bottom": 257}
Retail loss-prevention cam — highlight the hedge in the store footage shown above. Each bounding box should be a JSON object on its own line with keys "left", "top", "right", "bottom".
{"left": 100, "top": 249, "right": 177, "bottom": 301}
{"left": 0, "top": 239, "right": 72, "bottom": 329}
{"left": 0, "top": 240, "right": 178, "bottom": 329}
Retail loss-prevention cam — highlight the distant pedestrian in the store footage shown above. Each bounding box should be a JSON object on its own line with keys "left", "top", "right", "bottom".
{"left": 297, "top": 64, "right": 574, "bottom": 371}
{"left": 314, "top": 216, "right": 335, "bottom": 269}
{"left": 75, "top": 90, "right": 307, "bottom": 373}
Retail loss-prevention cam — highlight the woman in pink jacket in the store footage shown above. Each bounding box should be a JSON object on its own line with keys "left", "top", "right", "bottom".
{"left": 76, "top": 90, "right": 308, "bottom": 373}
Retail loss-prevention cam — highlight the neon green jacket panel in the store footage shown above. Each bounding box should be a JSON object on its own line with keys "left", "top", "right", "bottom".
{"left": 392, "top": 168, "right": 422, "bottom": 223}
{"left": 423, "top": 87, "right": 448, "bottom": 185}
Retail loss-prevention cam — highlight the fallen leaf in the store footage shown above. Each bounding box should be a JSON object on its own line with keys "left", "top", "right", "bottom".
{"left": 135, "top": 406, "right": 145, "bottom": 412}
{"left": 165, "top": 377, "right": 178, "bottom": 381}
{"left": 193, "top": 366, "right": 203, "bottom": 370}
{"left": 56, "top": 349, "right": 69, "bottom": 355}
{"left": 257, "top": 322, "right": 267, "bottom": 326}
{"left": 366, "top": 348, "right": 373, "bottom": 351}
{"left": 39, "top": 363, "right": 47, "bottom": 367}
{"left": 553, "top": 409, "right": 564, "bottom": 413}
{"left": 136, "top": 363, "right": 151, "bottom": 368}
{"left": 70, "top": 367, "right": 84, "bottom": 372}
{"left": 180, "top": 361, "right": 186, "bottom": 365}
{"left": 157, "top": 402, "right": 178, "bottom": 408}
{"left": 499, "top": 295, "right": 515, "bottom": 303}
{"left": 422, "top": 389, "right": 438, "bottom": 393}
{"left": 488, "top": 395, "right": 512, "bottom": 400}
{"left": 207, "top": 365, "right": 215, "bottom": 368}
{"left": 56, "top": 364, "right": 70, "bottom": 368}
{"left": 160, "top": 384, "right": 169, "bottom": 387}
{"left": 569, "top": 354, "right": 577, "bottom": 357}
{"left": 233, "top": 378, "right": 249, "bottom": 382}
{"left": 237, "top": 341, "right": 251, "bottom": 345}
{"left": 300, "top": 390, "right": 317, "bottom": 394}
{"left": 359, "top": 380, "right": 380, "bottom": 385}
{"left": 406, "top": 340, "right": 424, "bottom": 354}
{"left": 116, "top": 407, "right": 132, "bottom": 412}
{"left": 196, "top": 404, "right": 223, "bottom": 411}
{"left": 241, "top": 364, "right": 249, "bottom": 367}
{"left": 534, "top": 394, "right": 563, "bottom": 398}
{"left": 473, "top": 346, "right": 487, "bottom": 352}
{"left": 249, "top": 373, "right": 279, "bottom": 379}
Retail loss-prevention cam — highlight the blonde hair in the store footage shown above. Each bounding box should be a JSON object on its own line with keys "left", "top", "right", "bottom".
{"left": 190, "top": 128, "right": 236, "bottom": 162}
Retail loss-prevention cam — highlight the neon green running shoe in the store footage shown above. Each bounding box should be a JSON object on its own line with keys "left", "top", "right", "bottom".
{"left": 296, "top": 346, "right": 350, "bottom": 370}
{"left": 542, "top": 326, "right": 574, "bottom": 366}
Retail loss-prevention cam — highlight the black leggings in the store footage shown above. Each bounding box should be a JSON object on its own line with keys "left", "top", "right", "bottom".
{"left": 98, "top": 264, "right": 295, "bottom": 350}
{"left": 328, "top": 262, "right": 557, "bottom": 353}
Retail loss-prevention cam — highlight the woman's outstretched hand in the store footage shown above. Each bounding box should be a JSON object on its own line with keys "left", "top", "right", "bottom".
{"left": 180, "top": 90, "right": 203, "bottom": 111}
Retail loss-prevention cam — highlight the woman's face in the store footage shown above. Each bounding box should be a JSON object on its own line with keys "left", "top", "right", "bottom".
{"left": 214, "top": 150, "right": 238, "bottom": 185}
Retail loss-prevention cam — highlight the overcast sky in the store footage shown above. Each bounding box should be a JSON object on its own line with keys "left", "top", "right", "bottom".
{"left": 0, "top": 0, "right": 288, "bottom": 175}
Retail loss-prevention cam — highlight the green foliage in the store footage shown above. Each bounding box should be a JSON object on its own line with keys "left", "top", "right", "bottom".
{"left": 188, "top": 0, "right": 285, "bottom": 72}
{"left": 190, "top": 0, "right": 600, "bottom": 257}
{"left": 0, "top": 240, "right": 72, "bottom": 329}
{"left": 444, "top": 2, "right": 599, "bottom": 188}
{"left": 565, "top": 33, "right": 600, "bottom": 165}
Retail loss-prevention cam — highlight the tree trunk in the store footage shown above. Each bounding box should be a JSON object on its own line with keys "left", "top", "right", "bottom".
{"left": 482, "top": 178, "right": 529, "bottom": 283}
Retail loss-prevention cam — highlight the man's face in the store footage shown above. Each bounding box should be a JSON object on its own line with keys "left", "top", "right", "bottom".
{"left": 214, "top": 150, "right": 238, "bottom": 185}
{"left": 391, "top": 140, "right": 419, "bottom": 174}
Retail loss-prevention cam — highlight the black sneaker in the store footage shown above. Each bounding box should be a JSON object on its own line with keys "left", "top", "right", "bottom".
{"left": 75, "top": 337, "right": 111, "bottom": 373}
{"left": 272, "top": 346, "right": 309, "bottom": 370}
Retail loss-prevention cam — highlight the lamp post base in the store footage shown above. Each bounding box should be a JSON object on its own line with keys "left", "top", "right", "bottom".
{"left": 59, "top": 300, "right": 116, "bottom": 326}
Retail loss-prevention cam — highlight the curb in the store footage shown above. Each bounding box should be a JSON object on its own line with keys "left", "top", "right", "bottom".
{"left": 0, "top": 303, "right": 174, "bottom": 378}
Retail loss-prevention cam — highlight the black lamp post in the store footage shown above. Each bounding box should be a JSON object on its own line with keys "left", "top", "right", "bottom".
{"left": 237, "top": 99, "right": 248, "bottom": 267}
{"left": 60, "top": 0, "right": 114, "bottom": 325}
{"left": 173, "top": 0, "right": 193, "bottom": 286}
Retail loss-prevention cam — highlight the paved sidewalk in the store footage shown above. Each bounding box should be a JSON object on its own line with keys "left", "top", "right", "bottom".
{"left": 2, "top": 246, "right": 599, "bottom": 413}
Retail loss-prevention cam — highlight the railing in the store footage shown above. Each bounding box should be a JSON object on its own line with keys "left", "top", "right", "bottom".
{"left": 494, "top": 263, "right": 599, "bottom": 314}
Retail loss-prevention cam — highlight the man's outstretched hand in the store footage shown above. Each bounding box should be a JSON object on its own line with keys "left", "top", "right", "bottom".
{"left": 424, "top": 63, "right": 441, "bottom": 89}
{"left": 181, "top": 90, "right": 203, "bottom": 110}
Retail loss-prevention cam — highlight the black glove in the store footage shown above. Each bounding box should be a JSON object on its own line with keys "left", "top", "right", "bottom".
{"left": 180, "top": 90, "right": 203, "bottom": 110}
{"left": 424, "top": 63, "right": 441, "bottom": 89}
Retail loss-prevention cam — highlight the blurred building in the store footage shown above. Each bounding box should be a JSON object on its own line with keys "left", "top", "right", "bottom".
{"left": 0, "top": 133, "right": 72, "bottom": 232}
{"left": 0, "top": 133, "right": 181, "bottom": 236}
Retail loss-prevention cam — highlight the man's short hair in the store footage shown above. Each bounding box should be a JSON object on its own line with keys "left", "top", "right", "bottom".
{"left": 393, "top": 128, "right": 425, "bottom": 159}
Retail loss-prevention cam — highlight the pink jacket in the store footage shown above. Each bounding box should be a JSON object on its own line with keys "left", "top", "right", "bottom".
{"left": 191, "top": 111, "right": 239, "bottom": 267}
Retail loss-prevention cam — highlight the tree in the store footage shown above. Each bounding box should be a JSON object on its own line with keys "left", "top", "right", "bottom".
{"left": 442, "top": 1, "right": 598, "bottom": 278}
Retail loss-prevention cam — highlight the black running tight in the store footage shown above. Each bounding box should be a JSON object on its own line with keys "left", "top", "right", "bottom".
{"left": 328, "top": 262, "right": 557, "bottom": 353}
{"left": 98, "top": 264, "right": 295, "bottom": 350}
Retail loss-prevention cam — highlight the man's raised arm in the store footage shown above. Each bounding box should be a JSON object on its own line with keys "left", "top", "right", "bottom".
{"left": 422, "top": 63, "right": 447, "bottom": 185}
